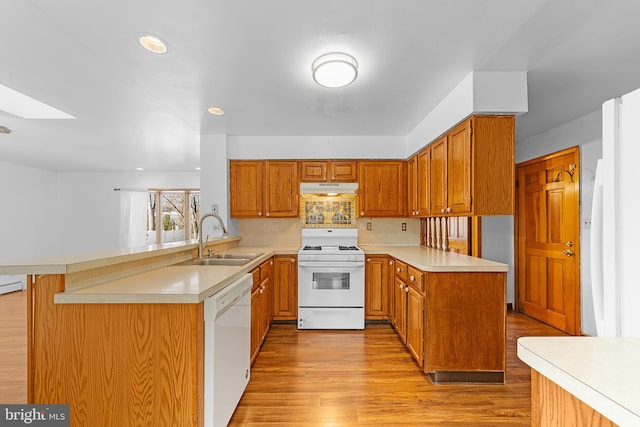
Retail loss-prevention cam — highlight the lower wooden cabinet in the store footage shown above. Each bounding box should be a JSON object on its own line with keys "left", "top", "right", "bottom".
{"left": 365, "top": 255, "right": 390, "bottom": 320}
{"left": 251, "top": 259, "right": 274, "bottom": 365}
{"left": 273, "top": 255, "right": 298, "bottom": 320}
{"left": 393, "top": 276, "right": 408, "bottom": 344}
{"left": 406, "top": 286, "right": 424, "bottom": 366}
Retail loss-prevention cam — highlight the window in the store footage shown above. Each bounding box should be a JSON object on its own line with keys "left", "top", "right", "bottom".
{"left": 146, "top": 189, "right": 200, "bottom": 245}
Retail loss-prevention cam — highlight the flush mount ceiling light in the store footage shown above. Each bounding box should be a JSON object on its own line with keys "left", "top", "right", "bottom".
{"left": 312, "top": 52, "right": 358, "bottom": 88}
{"left": 207, "top": 107, "right": 224, "bottom": 115}
{"left": 0, "top": 126, "right": 11, "bottom": 134}
{"left": 138, "top": 34, "right": 169, "bottom": 54}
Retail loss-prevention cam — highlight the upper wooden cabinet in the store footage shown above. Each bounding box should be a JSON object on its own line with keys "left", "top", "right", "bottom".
{"left": 427, "top": 115, "right": 514, "bottom": 217}
{"left": 358, "top": 161, "right": 406, "bottom": 217}
{"left": 407, "top": 147, "right": 431, "bottom": 217}
{"left": 300, "top": 160, "right": 357, "bottom": 182}
{"left": 230, "top": 160, "right": 299, "bottom": 218}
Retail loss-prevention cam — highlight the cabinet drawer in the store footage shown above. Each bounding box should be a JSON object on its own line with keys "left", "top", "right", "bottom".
{"left": 394, "top": 259, "right": 408, "bottom": 280}
{"left": 260, "top": 259, "right": 272, "bottom": 281}
{"left": 407, "top": 266, "right": 424, "bottom": 293}
{"left": 251, "top": 268, "right": 261, "bottom": 290}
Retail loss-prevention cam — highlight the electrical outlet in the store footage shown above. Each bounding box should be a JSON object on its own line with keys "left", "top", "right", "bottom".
{"left": 401, "top": 222, "right": 407, "bottom": 231}
{"left": 366, "top": 222, "right": 372, "bottom": 231}
{"left": 211, "top": 204, "right": 218, "bottom": 214}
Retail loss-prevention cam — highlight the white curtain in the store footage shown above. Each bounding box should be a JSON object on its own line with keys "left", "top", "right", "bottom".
{"left": 119, "top": 191, "right": 148, "bottom": 248}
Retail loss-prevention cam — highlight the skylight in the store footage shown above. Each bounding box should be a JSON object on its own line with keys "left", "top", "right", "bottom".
{"left": 0, "top": 83, "right": 75, "bottom": 119}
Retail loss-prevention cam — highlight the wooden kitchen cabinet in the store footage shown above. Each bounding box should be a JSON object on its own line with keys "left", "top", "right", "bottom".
{"left": 365, "top": 255, "right": 390, "bottom": 320}
{"left": 407, "top": 147, "right": 431, "bottom": 217}
{"left": 300, "top": 160, "right": 357, "bottom": 182}
{"left": 230, "top": 160, "right": 264, "bottom": 217}
{"left": 358, "top": 160, "right": 406, "bottom": 217}
{"left": 230, "top": 160, "right": 299, "bottom": 218}
{"left": 393, "top": 259, "right": 408, "bottom": 343}
{"left": 428, "top": 115, "right": 515, "bottom": 217}
{"left": 28, "top": 274, "right": 204, "bottom": 426}
{"left": 393, "top": 258, "right": 425, "bottom": 367}
{"left": 251, "top": 259, "right": 274, "bottom": 365}
{"left": 272, "top": 255, "right": 298, "bottom": 320}
{"left": 406, "top": 266, "right": 425, "bottom": 367}
{"left": 424, "top": 271, "right": 506, "bottom": 383}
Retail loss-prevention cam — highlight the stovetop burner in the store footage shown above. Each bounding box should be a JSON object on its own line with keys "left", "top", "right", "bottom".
{"left": 302, "top": 245, "right": 322, "bottom": 251}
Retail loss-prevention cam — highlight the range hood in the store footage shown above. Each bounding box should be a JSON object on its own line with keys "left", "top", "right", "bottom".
{"left": 300, "top": 182, "right": 358, "bottom": 195}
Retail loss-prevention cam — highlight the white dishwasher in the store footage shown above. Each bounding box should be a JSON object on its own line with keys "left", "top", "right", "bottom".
{"left": 204, "top": 273, "right": 252, "bottom": 427}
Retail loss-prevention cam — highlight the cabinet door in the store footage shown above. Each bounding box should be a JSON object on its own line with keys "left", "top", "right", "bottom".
{"left": 416, "top": 147, "right": 431, "bottom": 216}
{"left": 394, "top": 277, "right": 407, "bottom": 343}
{"left": 358, "top": 161, "right": 406, "bottom": 217}
{"left": 265, "top": 161, "right": 299, "bottom": 217}
{"left": 300, "top": 161, "right": 328, "bottom": 182}
{"left": 406, "top": 286, "right": 424, "bottom": 367}
{"left": 330, "top": 161, "right": 357, "bottom": 182}
{"left": 388, "top": 258, "right": 396, "bottom": 325}
{"left": 259, "top": 276, "right": 271, "bottom": 344}
{"left": 430, "top": 136, "right": 447, "bottom": 215}
{"left": 250, "top": 286, "right": 261, "bottom": 365}
{"left": 447, "top": 120, "right": 472, "bottom": 214}
{"left": 273, "top": 255, "right": 298, "bottom": 320}
{"left": 230, "top": 161, "right": 264, "bottom": 217}
{"left": 365, "top": 256, "right": 389, "bottom": 320}
{"left": 407, "top": 156, "right": 418, "bottom": 217}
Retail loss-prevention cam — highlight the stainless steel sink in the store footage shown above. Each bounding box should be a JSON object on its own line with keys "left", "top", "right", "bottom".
{"left": 173, "top": 253, "right": 263, "bottom": 267}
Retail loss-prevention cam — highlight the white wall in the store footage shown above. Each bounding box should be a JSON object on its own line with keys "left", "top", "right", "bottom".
{"left": 56, "top": 171, "right": 200, "bottom": 255}
{"left": 0, "top": 163, "right": 199, "bottom": 261}
{"left": 405, "top": 71, "right": 528, "bottom": 157}
{"left": 227, "top": 135, "right": 405, "bottom": 160}
{"left": 484, "top": 109, "right": 602, "bottom": 335}
{"left": 0, "top": 161, "right": 58, "bottom": 263}
{"left": 200, "top": 134, "right": 232, "bottom": 237}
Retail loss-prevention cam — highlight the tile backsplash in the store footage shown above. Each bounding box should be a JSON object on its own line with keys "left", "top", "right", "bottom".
{"left": 237, "top": 218, "right": 420, "bottom": 247}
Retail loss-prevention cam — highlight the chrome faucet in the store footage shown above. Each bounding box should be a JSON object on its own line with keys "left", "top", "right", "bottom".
{"left": 199, "top": 212, "right": 228, "bottom": 258}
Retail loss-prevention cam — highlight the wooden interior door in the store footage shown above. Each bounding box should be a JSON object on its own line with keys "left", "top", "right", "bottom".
{"left": 516, "top": 147, "right": 580, "bottom": 335}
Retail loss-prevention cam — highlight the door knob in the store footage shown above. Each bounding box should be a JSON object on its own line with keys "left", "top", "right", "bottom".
{"left": 566, "top": 241, "right": 574, "bottom": 247}
{"left": 563, "top": 249, "right": 574, "bottom": 257}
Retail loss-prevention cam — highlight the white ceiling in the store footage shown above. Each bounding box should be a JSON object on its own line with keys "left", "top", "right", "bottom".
{"left": 2, "top": 0, "right": 640, "bottom": 172}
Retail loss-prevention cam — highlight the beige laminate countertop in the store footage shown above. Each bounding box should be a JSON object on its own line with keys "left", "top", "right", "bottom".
{"left": 518, "top": 337, "right": 640, "bottom": 426}
{"left": 361, "top": 244, "right": 509, "bottom": 272}
{"left": 0, "top": 241, "right": 507, "bottom": 305}
{"left": 53, "top": 245, "right": 299, "bottom": 304}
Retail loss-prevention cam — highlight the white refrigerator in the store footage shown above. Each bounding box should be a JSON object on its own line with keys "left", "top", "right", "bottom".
{"left": 591, "top": 87, "right": 640, "bottom": 337}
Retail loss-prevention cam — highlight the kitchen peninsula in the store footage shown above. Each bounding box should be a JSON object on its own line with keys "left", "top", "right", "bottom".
{"left": 0, "top": 238, "right": 508, "bottom": 427}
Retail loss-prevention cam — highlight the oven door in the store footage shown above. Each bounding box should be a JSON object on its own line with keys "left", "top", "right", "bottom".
{"left": 298, "top": 261, "right": 364, "bottom": 308}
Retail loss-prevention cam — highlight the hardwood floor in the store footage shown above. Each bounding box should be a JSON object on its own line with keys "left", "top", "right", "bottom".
{"left": 231, "top": 314, "right": 567, "bottom": 426}
{"left": 0, "top": 290, "right": 567, "bottom": 425}
{"left": 0, "top": 289, "right": 27, "bottom": 404}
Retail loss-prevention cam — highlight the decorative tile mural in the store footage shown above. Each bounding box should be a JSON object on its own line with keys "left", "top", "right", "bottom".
{"left": 301, "top": 195, "right": 357, "bottom": 228}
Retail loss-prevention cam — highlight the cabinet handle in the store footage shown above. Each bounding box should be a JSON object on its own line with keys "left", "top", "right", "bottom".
{"left": 258, "top": 212, "right": 263, "bottom": 216}
{"left": 270, "top": 260, "right": 273, "bottom": 265}
{"left": 410, "top": 275, "right": 415, "bottom": 281}
{"left": 405, "top": 286, "right": 409, "bottom": 293}
{"left": 440, "top": 208, "right": 445, "bottom": 214}
{"left": 446, "top": 207, "right": 453, "bottom": 213}
{"left": 360, "top": 211, "right": 365, "bottom": 216}
{"left": 290, "top": 258, "right": 295, "bottom": 263}
{"left": 367, "top": 258, "right": 371, "bottom": 263}
{"left": 266, "top": 212, "right": 270, "bottom": 217}
{"left": 397, "top": 267, "right": 401, "bottom": 272}
{"left": 259, "top": 288, "right": 264, "bottom": 294}
{"left": 399, "top": 284, "right": 404, "bottom": 289}
{"left": 389, "top": 260, "right": 393, "bottom": 265}
{"left": 262, "top": 285, "right": 266, "bottom": 290}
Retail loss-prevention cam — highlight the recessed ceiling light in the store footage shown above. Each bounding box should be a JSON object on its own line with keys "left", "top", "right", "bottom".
{"left": 0, "top": 126, "right": 11, "bottom": 134}
{"left": 136, "top": 167, "right": 145, "bottom": 171}
{"left": 312, "top": 52, "right": 358, "bottom": 88}
{"left": 207, "top": 107, "right": 224, "bottom": 115}
{"left": 195, "top": 167, "right": 201, "bottom": 171}
{"left": 138, "top": 34, "right": 169, "bottom": 54}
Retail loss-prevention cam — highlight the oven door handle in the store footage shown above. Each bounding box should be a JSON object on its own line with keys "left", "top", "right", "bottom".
{"left": 298, "top": 261, "right": 365, "bottom": 269}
